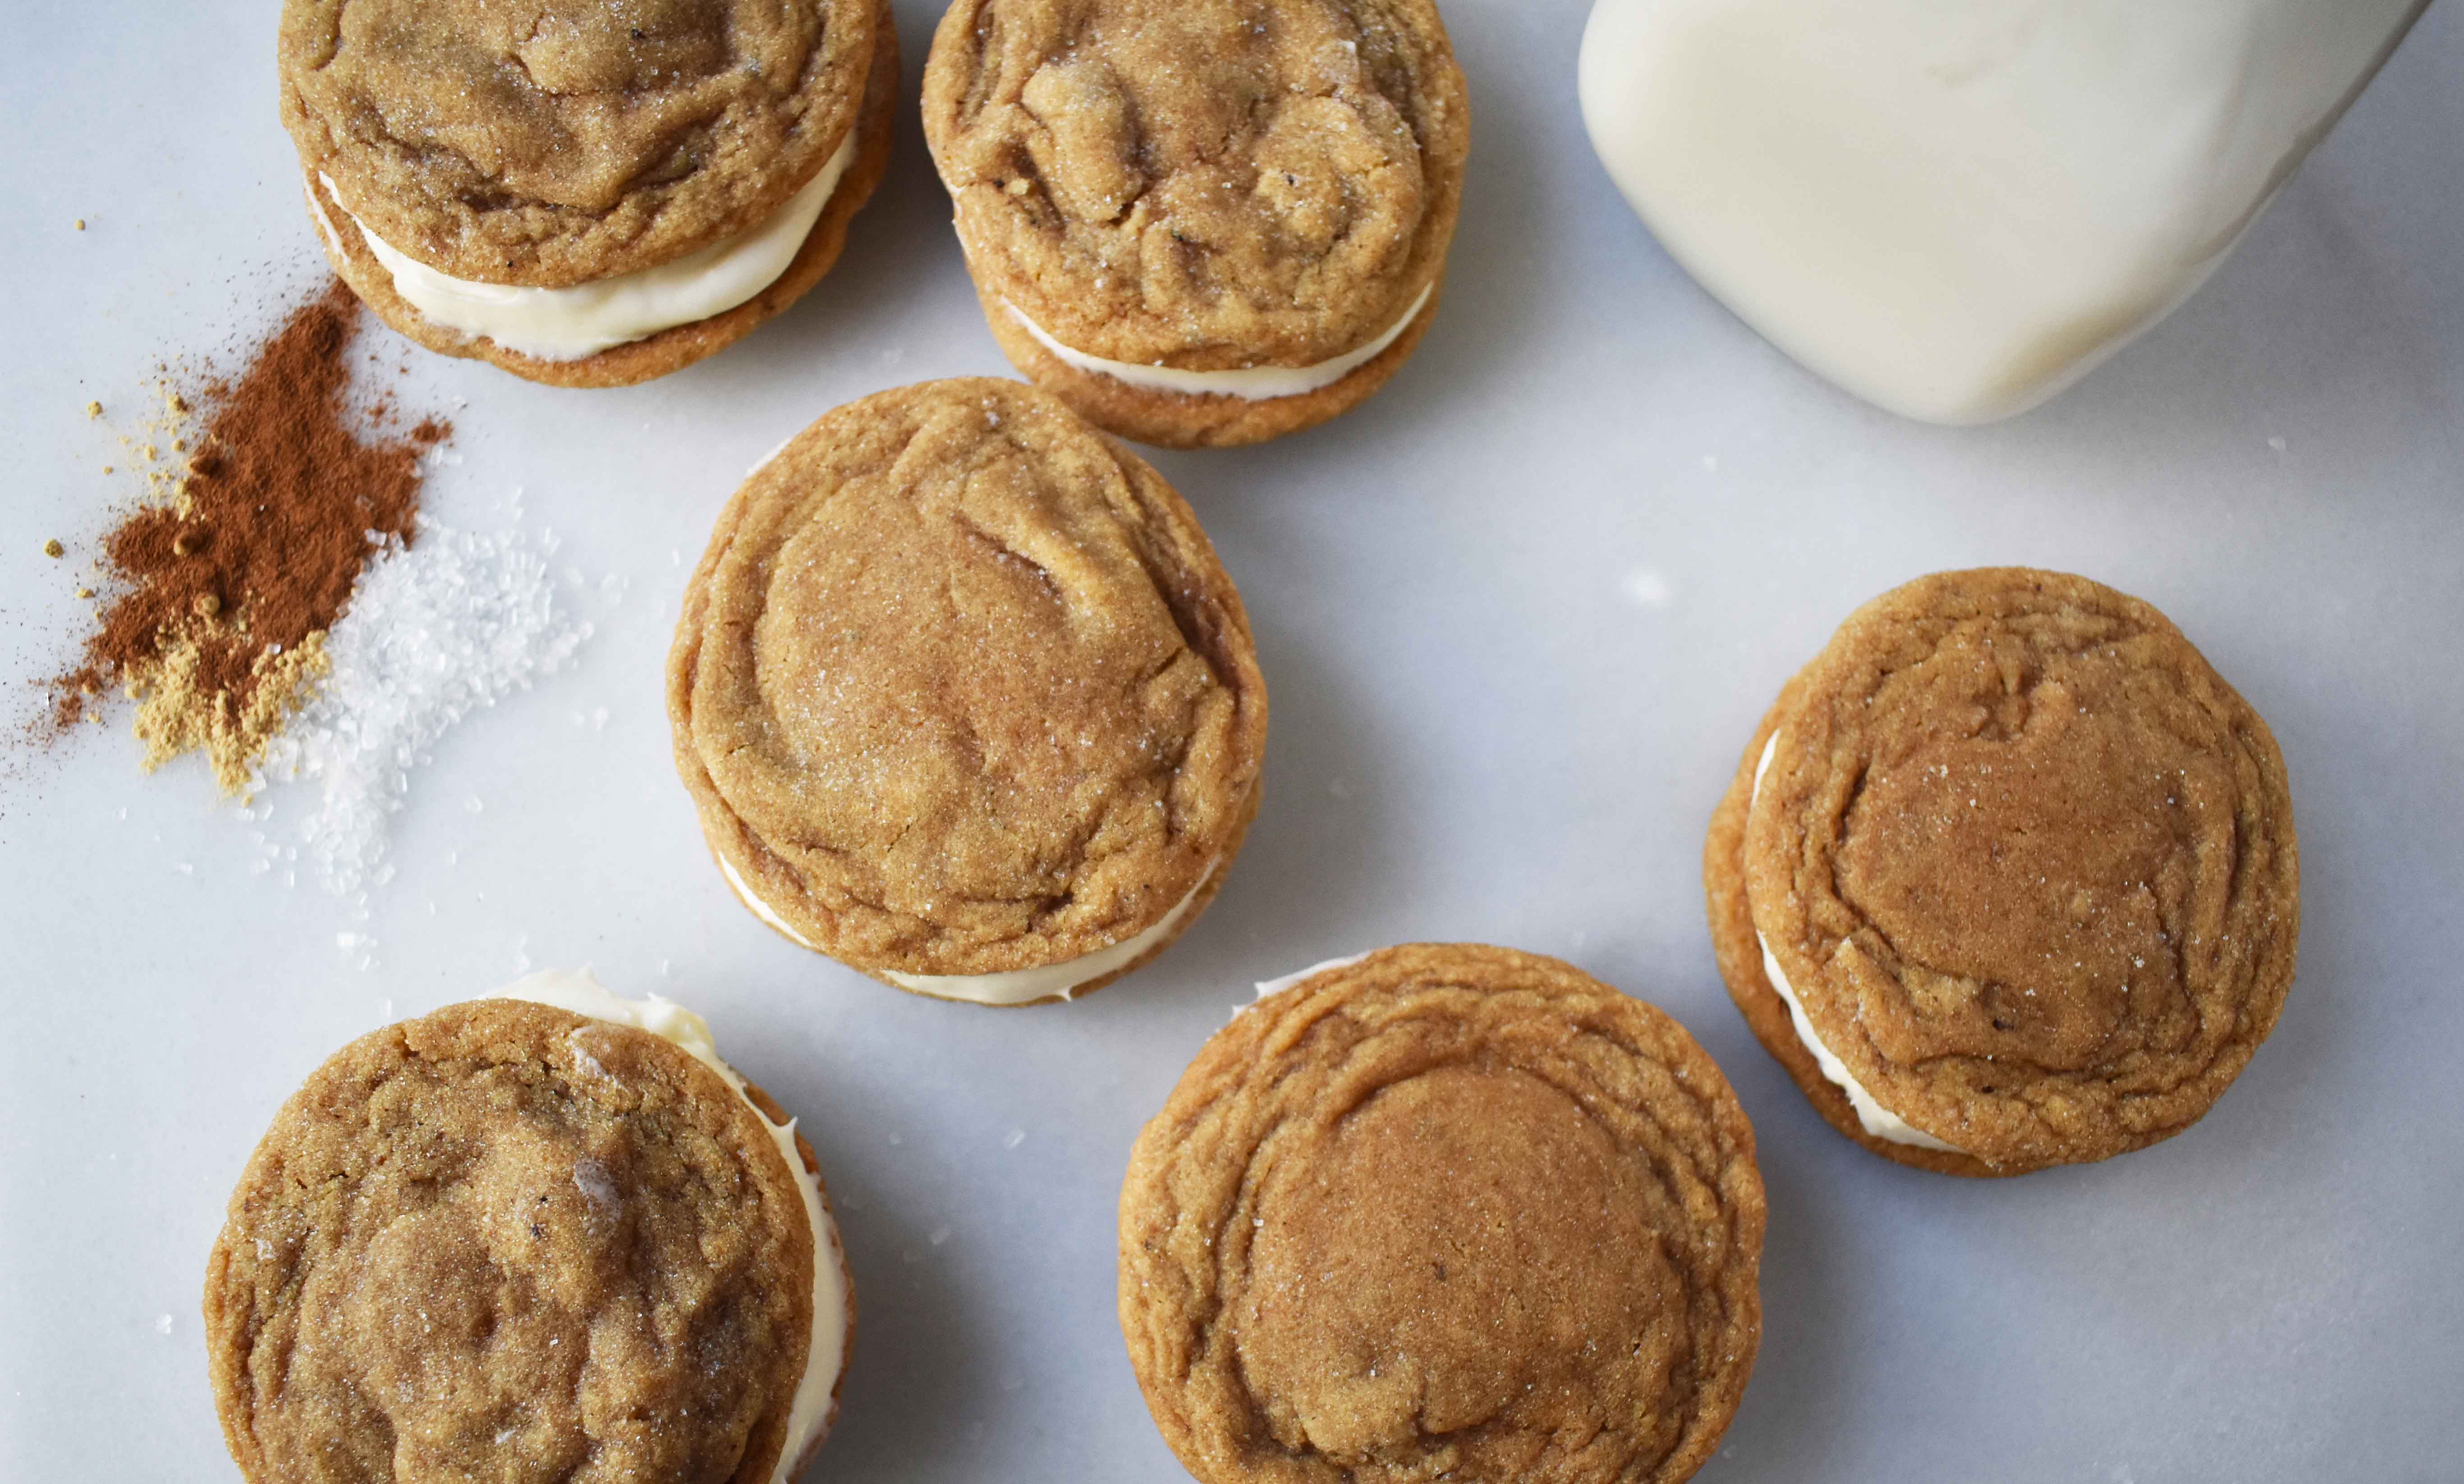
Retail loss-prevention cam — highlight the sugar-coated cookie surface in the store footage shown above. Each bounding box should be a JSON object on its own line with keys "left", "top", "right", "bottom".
{"left": 203, "top": 999, "right": 821, "bottom": 1484}
{"left": 669, "top": 378, "right": 1266, "bottom": 993}
{"left": 280, "top": 0, "right": 878, "bottom": 286}
{"left": 1705, "top": 568, "right": 2300, "bottom": 1176}
{"left": 1120, "top": 944, "right": 1764, "bottom": 1484}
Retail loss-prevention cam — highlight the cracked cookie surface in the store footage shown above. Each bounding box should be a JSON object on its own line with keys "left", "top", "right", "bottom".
{"left": 204, "top": 999, "right": 817, "bottom": 1484}
{"left": 668, "top": 378, "right": 1266, "bottom": 985}
{"left": 1705, "top": 568, "right": 2300, "bottom": 1175}
{"left": 280, "top": 0, "right": 877, "bottom": 285}
{"left": 922, "top": 0, "right": 1467, "bottom": 370}
{"left": 1120, "top": 944, "right": 1763, "bottom": 1484}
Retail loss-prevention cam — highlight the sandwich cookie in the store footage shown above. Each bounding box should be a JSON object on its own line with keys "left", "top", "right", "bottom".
{"left": 669, "top": 378, "right": 1267, "bottom": 1004}
{"left": 280, "top": 0, "right": 897, "bottom": 387}
{"left": 204, "top": 971, "right": 852, "bottom": 1484}
{"left": 1121, "top": 944, "right": 1764, "bottom": 1484}
{"left": 922, "top": 0, "right": 1468, "bottom": 447}
{"left": 1704, "top": 568, "right": 2300, "bottom": 1176}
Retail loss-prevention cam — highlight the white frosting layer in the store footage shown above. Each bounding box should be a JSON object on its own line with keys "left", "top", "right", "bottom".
{"left": 721, "top": 851, "right": 1213, "bottom": 1005}
{"left": 1004, "top": 284, "right": 1433, "bottom": 401}
{"left": 317, "top": 130, "right": 857, "bottom": 362}
{"left": 1747, "top": 735, "right": 1963, "bottom": 1153}
{"left": 494, "top": 970, "right": 846, "bottom": 1483}
{"left": 1578, "top": 0, "right": 2425, "bottom": 423}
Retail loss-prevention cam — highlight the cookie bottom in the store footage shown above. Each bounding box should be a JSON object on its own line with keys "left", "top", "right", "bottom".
{"left": 977, "top": 274, "right": 1445, "bottom": 449}
{"left": 1703, "top": 698, "right": 2007, "bottom": 1178}
{"left": 304, "top": 0, "right": 899, "bottom": 389}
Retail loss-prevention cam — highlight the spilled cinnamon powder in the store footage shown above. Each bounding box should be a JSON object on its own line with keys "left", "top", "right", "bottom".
{"left": 49, "top": 280, "right": 447, "bottom": 791}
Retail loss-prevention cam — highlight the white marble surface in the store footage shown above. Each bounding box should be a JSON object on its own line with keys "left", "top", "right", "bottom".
{"left": 3, "top": 2, "right": 2459, "bottom": 1480}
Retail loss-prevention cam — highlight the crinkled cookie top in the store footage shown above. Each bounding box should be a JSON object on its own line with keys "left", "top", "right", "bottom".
{"left": 924, "top": 0, "right": 1468, "bottom": 368}
{"left": 204, "top": 998, "right": 815, "bottom": 1484}
{"left": 1744, "top": 568, "right": 2300, "bottom": 1171}
{"left": 669, "top": 378, "right": 1266, "bottom": 975}
{"left": 1121, "top": 944, "right": 1765, "bottom": 1484}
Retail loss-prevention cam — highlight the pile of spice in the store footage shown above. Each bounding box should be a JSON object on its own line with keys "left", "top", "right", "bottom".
{"left": 49, "top": 281, "right": 444, "bottom": 791}
{"left": 43, "top": 277, "right": 594, "bottom": 908}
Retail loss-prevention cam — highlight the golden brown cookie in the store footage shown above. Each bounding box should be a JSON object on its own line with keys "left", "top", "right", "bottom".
{"left": 282, "top": 0, "right": 894, "bottom": 386}
{"left": 669, "top": 378, "right": 1268, "bottom": 1005}
{"left": 203, "top": 980, "right": 853, "bottom": 1484}
{"left": 922, "top": 0, "right": 1469, "bottom": 447}
{"left": 1704, "top": 568, "right": 2301, "bottom": 1177}
{"left": 1120, "top": 944, "right": 1765, "bottom": 1484}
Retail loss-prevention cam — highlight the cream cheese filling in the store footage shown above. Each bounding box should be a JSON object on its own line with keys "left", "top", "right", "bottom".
{"left": 1003, "top": 284, "right": 1432, "bottom": 401}
{"left": 312, "top": 129, "right": 857, "bottom": 362}
{"left": 720, "top": 853, "right": 1214, "bottom": 1005}
{"left": 1748, "top": 734, "right": 1964, "bottom": 1153}
{"left": 494, "top": 969, "right": 847, "bottom": 1483}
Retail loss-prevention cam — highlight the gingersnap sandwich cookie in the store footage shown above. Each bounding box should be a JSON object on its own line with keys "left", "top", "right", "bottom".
{"left": 1121, "top": 944, "right": 1765, "bottom": 1484}
{"left": 204, "top": 970, "right": 852, "bottom": 1484}
{"left": 669, "top": 378, "right": 1268, "bottom": 1005}
{"left": 280, "top": 0, "right": 898, "bottom": 387}
{"left": 1705, "top": 568, "right": 2300, "bottom": 1177}
{"left": 922, "top": 0, "right": 1469, "bottom": 448}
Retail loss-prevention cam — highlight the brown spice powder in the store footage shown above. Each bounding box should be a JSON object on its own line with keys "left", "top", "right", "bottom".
{"left": 48, "top": 280, "right": 448, "bottom": 791}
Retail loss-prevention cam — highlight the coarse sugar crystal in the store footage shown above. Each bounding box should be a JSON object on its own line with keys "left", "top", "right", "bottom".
{"left": 251, "top": 506, "right": 589, "bottom": 902}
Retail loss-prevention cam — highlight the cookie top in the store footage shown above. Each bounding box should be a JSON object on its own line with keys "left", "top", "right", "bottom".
{"left": 668, "top": 378, "right": 1266, "bottom": 978}
{"left": 203, "top": 998, "right": 817, "bottom": 1484}
{"left": 922, "top": 0, "right": 1468, "bottom": 370}
{"left": 1731, "top": 568, "right": 2299, "bottom": 1173}
{"left": 1120, "top": 944, "right": 1764, "bottom": 1484}
{"left": 279, "top": 0, "right": 878, "bottom": 286}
